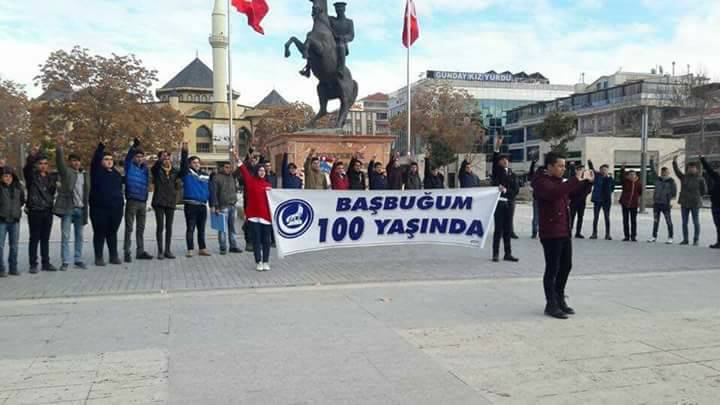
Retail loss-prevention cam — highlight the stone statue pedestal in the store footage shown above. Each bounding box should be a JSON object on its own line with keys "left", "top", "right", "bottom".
{"left": 266, "top": 131, "right": 396, "bottom": 175}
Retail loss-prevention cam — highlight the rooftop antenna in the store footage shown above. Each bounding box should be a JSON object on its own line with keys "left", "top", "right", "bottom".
{"left": 195, "top": 49, "right": 199, "bottom": 59}
{"left": 672, "top": 61, "right": 676, "bottom": 76}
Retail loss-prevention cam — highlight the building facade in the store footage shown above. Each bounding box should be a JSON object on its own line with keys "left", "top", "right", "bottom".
{"left": 342, "top": 93, "right": 391, "bottom": 136}
{"left": 504, "top": 73, "right": 700, "bottom": 180}
{"left": 388, "top": 70, "right": 577, "bottom": 153}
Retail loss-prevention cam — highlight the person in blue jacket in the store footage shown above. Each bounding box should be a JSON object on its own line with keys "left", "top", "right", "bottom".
{"left": 281, "top": 153, "right": 303, "bottom": 189}
{"left": 588, "top": 160, "right": 615, "bottom": 240}
{"left": 123, "top": 138, "right": 153, "bottom": 263}
{"left": 459, "top": 159, "right": 481, "bottom": 188}
{"left": 179, "top": 142, "right": 211, "bottom": 258}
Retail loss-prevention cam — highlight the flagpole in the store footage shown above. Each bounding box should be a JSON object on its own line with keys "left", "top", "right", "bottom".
{"left": 227, "top": 0, "right": 235, "bottom": 163}
{"left": 406, "top": 1, "right": 412, "bottom": 155}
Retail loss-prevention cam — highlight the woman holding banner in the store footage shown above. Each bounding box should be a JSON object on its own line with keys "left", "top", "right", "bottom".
{"left": 236, "top": 158, "right": 273, "bottom": 272}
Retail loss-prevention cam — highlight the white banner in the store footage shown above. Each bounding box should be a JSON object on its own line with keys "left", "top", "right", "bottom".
{"left": 267, "top": 188, "right": 500, "bottom": 258}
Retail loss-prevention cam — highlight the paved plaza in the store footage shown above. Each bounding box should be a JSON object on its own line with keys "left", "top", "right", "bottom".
{"left": 0, "top": 204, "right": 719, "bottom": 404}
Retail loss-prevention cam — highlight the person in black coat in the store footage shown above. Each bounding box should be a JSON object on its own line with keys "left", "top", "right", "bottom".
{"left": 348, "top": 154, "right": 366, "bottom": 190}
{"left": 151, "top": 149, "right": 181, "bottom": 259}
{"left": 459, "top": 159, "right": 481, "bottom": 188}
{"left": 491, "top": 136, "right": 519, "bottom": 263}
{"left": 89, "top": 143, "right": 125, "bottom": 266}
{"left": 423, "top": 154, "right": 444, "bottom": 190}
{"left": 23, "top": 146, "right": 58, "bottom": 272}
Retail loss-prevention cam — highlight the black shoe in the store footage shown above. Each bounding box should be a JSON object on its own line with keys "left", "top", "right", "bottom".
{"left": 531, "top": 233, "right": 537, "bottom": 240}
{"left": 510, "top": 233, "right": 519, "bottom": 239}
{"left": 95, "top": 258, "right": 106, "bottom": 267}
{"left": 503, "top": 255, "right": 519, "bottom": 262}
{"left": 43, "top": 263, "right": 58, "bottom": 272}
{"left": 229, "top": 248, "right": 243, "bottom": 254}
{"left": 710, "top": 243, "right": 720, "bottom": 249}
{"left": 545, "top": 305, "right": 569, "bottom": 319}
{"left": 29, "top": 265, "right": 39, "bottom": 274}
{"left": 164, "top": 252, "right": 176, "bottom": 260}
{"left": 220, "top": 250, "right": 227, "bottom": 256}
{"left": 110, "top": 257, "right": 122, "bottom": 265}
{"left": 558, "top": 299, "right": 575, "bottom": 315}
{"left": 605, "top": 235, "right": 613, "bottom": 241}
{"left": 75, "top": 262, "right": 88, "bottom": 270}
{"left": 60, "top": 264, "right": 69, "bottom": 271}
{"left": 124, "top": 253, "right": 132, "bottom": 263}
{"left": 679, "top": 240, "right": 689, "bottom": 245}
{"left": 693, "top": 240, "right": 699, "bottom": 247}
{"left": 575, "top": 234, "right": 585, "bottom": 239}
{"left": 0, "top": 271, "right": 6, "bottom": 278}
{"left": 631, "top": 237, "right": 638, "bottom": 242}
{"left": 492, "top": 256, "right": 499, "bottom": 263}
{"left": 622, "top": 237, "right": 630, "bottom": 242}
{"left": 589, "top": 234, "right": 598, "bottom": 240}
{"left": 157, "top": 254, "right": 164, "bottom": 260}
{"left": 245, "top": 245, "right": 254, "bottom": 252}
{"left": 136, "top": 252, "right": 153, "bottom": 260}
{"left": 9, "top": 271, "right": 20, "bottom": 276}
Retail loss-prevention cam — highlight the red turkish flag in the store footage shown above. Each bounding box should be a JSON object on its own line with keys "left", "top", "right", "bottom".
{"left": 231, "top": 0, "right": 269, "bottom": 35}
{"left": 402, "top": 0, "right": 419, "bottom": 48}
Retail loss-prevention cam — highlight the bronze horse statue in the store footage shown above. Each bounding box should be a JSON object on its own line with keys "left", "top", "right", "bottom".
{"left": 284, "top": 0, "right": 358, "bottom": 129}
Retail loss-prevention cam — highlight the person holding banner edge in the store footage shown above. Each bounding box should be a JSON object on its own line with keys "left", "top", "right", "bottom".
{"left": 532, "top": 152, "right": 595, "bottom": 319}
{"left": 236, "top": 153, "right": 273, "bottom": 272}
{"left": 491, "top": 136, "right": 519, "bottom": 263}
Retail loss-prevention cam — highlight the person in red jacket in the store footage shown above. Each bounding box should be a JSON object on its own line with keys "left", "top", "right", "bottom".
{"left": 237, "top": 159, "right": 273, "bottom": 272}
{"left": 330, "top": 160, "right": 349, "bottom": 190}
{"left": 532, "top": 152, "right": 594, "bottom": 319}
{"left": 619, "top": 167, "right": 642, "bottom": 242}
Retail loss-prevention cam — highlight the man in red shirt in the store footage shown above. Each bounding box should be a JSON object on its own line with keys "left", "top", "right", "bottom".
{"left": 532, "top": 152, "right": 594, "bottom": 319}
{"left": 619, "top": 167, "right": 642, "bottom": 242}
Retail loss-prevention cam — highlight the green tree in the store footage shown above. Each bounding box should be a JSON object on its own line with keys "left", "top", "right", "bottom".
{"left": 0, "top": 77, "right": 30, "bottom": 166}
{"left": 391, "top": 81, "right": 485, "bottom": 165}
{"left": 31, "top": 46, "right": 189, "bottom": 162}
{"left": 537, "top": 111, "right": 577, "bottom": 155}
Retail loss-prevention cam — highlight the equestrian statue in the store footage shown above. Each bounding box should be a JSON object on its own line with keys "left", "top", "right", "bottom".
{"left": 285, "top": 1, "right": 359, "bottom": 129}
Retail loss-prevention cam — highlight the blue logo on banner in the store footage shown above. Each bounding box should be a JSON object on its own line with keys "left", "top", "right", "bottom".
{"left": 275, "top": 199, "right": 314, "bottom": 239}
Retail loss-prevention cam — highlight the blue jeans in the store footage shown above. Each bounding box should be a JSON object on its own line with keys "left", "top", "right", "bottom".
{"left": 61, "top": 208, "right": 85, "bottom": 265}
{"left": 0, "top": 221, "right": 20, "bottom": 274}
{"left": 681, "top": 207, "right": 700, "bottom": 243}
{"left": 218, "top": 206, "right": 239, "bottom": 252}
{"left": 251, "top": 222, "right": 272, "bottom": 264}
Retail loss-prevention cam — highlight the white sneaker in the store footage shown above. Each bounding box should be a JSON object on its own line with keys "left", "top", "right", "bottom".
{"left": 262, "top": 263, "right": 270, "bottom": 271}
{"left": 647, "top": 238, "right": 656, "bottom": 243}
{"left": 256, "top": 263, "right": 263, "bottom": 272}
{"left": 666, "top": 239, "right": 674, "bottom": 244}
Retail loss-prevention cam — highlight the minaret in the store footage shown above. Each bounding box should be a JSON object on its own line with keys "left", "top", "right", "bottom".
{"left": 210, "top": 0, "right": 229, "bottom": 118}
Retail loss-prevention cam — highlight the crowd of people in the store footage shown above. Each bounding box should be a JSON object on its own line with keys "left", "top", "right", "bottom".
{"left": 1, "top": 137, "right": 718, "bottom": 321}
{"left": 0, "top": 140, "right": 465, "bottom": 277}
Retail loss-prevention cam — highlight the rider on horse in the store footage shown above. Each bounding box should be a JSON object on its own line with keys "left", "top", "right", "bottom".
{"left": 300, "top": 2, "right": 355, "bottom": 79}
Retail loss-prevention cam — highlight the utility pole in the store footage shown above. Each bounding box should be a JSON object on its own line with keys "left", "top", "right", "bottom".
{"left": 640, "top": 106, "right": 649, "bottom": 214}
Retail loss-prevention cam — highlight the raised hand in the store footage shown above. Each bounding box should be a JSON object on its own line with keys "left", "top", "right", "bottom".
{"left": 56, "top": 135, "right": 65, "bottom": 146}
{"left": 181, "top": 141, "right": 189, "bottom": 152}
{"left": 133, "top": 138, "right": 141, "bottom": 147}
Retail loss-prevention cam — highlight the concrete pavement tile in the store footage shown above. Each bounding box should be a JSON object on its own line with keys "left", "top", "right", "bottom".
{"left": 669, "top": 345, "right": 720, "bottom": 362}
{"left": 3, "top": 384, "right": 91, "bottom": 405}
{"left": 561, "top": 350, "right": 690, "bottom": 373}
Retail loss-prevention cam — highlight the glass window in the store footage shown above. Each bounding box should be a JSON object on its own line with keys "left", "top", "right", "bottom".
{"left": 526, "top": 146, "right": 540, "bottom": 161}
{"left": 193, "top": 111, "right": 211, "bottom": 119}
{"left": 509, "top": 149, "right": 524, "bottom": 162}
{"left": 196, "top": 143, "right": 211, "bottom": 153}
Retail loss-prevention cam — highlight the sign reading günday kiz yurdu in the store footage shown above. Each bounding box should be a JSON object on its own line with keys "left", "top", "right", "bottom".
{"left": 267, "top": 189, "right": 501, "bottom": 258}
{"left": 426, "top": 70, "right": 549, "bottom": 83}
